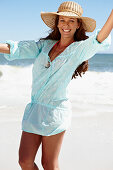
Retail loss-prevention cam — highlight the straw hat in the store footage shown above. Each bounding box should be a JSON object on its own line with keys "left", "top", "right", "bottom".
{"left": 41, "top": 1, "right": 96, "bottom": 32}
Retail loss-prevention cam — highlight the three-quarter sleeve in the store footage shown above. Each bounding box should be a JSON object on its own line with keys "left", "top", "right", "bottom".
{"left": 76, "top": 29, "right": 111, "bottom": 65}
{"left": 4, "top": 39, "right": 44, "bottom": 61}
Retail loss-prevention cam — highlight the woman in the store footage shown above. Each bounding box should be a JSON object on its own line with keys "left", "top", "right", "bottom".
{"left": 0, "top": 1, "right": 113, "bottom": 170}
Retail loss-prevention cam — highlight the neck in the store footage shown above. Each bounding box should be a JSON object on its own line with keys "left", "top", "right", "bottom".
{"left": 58, "top": 37, "right": 75, "bottom": 48}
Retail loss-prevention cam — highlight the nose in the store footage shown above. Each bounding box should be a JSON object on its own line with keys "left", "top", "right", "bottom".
{"left": 63, "top": 21, "right": 69, "bottom": 27}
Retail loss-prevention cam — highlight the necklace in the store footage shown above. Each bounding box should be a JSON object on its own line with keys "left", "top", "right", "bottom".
{"left": 45, "top": 41, "right": 60, "bottom": 68}
{"left": 45, "top": 61, "right": 51, "bottom": 68}
{"left": 45, "top": 40, "right": 75, "bottom": 68}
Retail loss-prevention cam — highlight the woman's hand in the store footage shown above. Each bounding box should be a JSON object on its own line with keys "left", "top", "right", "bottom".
{"left": 0, "top": 43, "right": 10, "bottom": 54}
{"left": 96, "top": 9, "right": 113, "bottom": 43}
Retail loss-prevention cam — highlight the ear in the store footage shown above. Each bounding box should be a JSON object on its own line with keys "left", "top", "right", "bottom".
{"left": 76, "top": 18, "right": 81, "bottom": 29}
{"left": 77, "top": 23, "right": 80, "bottom": 29}
{"left": 57, "top": 22, "right": 59, "bottom": 28}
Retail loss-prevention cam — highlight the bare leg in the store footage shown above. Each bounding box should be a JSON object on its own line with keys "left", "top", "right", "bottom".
{"left": 41, "top": 130, "right": 66, "bottom": 170}
{"left": 18, "top": 131, "right": 42, "bottom": 170}
{"left": 34, "top": 163, "right": 39, "bottom": 170}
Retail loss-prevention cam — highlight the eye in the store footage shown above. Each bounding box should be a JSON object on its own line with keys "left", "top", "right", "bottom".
{"left": 59, "top": 19, "right": 64, "bottom": 22}
{"left": 69, "top": 20, "right": 74, "bottom": 22}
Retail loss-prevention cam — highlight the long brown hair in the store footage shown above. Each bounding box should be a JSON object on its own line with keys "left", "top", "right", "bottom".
{"left": 41, "top": 15, "right": 89, "bottom": 79}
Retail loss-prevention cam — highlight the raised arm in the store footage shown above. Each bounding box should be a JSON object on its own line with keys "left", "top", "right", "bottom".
{"left": 0, "top": 43, "right": 10, "bottom": 54}
{"left": 0, "top": 40, "right": 44, "bottom": 61}
{"left": 97, "top": 9, "right": 113, "bottom": 43}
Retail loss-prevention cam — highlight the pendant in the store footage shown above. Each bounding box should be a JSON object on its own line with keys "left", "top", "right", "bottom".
{"left": 45, "top": 61, "right": 50, "bottom": 68}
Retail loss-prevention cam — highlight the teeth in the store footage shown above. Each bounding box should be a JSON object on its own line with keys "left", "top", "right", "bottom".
{"left": 63, "top": 29, "right": 70, "bottom": 32}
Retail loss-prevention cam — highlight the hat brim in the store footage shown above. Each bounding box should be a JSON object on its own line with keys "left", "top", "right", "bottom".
{"left": 41, "top": 12, "right": 96, "bottom": 32}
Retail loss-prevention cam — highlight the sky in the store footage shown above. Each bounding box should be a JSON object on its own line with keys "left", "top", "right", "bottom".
{"left": 0, "top": 0, "right": 113, "bottom": 53}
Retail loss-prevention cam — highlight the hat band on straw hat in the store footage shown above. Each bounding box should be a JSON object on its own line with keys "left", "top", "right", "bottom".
{"left": 57, "top": 9, "right": 81, "bottom": 17}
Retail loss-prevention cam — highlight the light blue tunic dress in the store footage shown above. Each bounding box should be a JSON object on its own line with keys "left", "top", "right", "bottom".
{"left": 4, "top": 30, "right": 111, "bottom": 136}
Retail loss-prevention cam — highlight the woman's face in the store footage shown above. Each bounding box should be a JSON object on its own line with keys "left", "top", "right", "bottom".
{"left": 57, "top": 15, "right": 79, "bottom": 40}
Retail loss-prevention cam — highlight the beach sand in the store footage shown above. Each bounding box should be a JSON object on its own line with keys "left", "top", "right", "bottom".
{"left": 0, "top": 106, "right": 113, "bottom": 170}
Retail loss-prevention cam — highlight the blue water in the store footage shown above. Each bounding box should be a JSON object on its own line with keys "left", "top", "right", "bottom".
{"left": 89, "top": 53, "right": 113, "bottom": 72}
{"left": 0, "top": 53, "right": 113, "bottom": 72}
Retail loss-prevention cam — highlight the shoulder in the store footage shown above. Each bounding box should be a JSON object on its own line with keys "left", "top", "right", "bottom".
{"left": 68, "top": 41, "right": 82, "bottom": 52}
{"left": 36, "top": 39, "right": 57, "bottom": 47}
{"left": 44, "top": 39, "right": 58, "bottom": 46}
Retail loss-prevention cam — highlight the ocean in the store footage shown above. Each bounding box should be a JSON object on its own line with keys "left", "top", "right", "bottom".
{"left": 0, "top": 53, "right": 113, "bottom": 72}
{"left": 0, "top": 53, "right": 113, "bottom": 118}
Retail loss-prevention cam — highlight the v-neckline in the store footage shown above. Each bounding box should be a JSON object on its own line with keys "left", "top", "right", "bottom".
{"left": 47, "top": 40, "right": 76, "bottom": 63}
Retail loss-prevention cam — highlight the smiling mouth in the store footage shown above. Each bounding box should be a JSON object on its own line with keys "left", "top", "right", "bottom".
{"left": 62, "top": 29, "right": 71, "bottom": 32}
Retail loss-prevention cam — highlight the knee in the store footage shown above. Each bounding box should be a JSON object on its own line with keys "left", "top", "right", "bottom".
{"left": 41, "top": 157, "right": 59, "bottom": 170}
{"left": 18, "top": 157, "right": 33, "bottom": 169}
